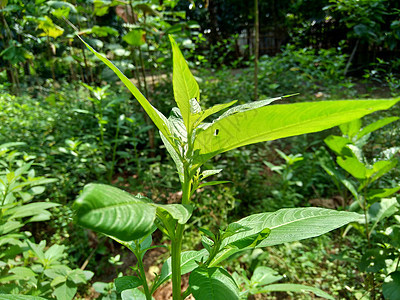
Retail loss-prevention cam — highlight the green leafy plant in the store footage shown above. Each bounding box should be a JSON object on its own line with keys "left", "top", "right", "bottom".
{"left": 322, "top": 117, "right": 400, "bottom": 299}
{"left": 0, "top": 143, "right": 92, "bottom": 299}
{"left": 73, "top": 34, "right": 399, "bottom": 299}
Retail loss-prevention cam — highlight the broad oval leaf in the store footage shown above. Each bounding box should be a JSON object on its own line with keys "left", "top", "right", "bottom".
{"left": 193, "top": 99, "right": 399, "bottom": 165}
{"left": 74, "top": 184, "right": 156, "bottom": 241}
{"left": 189, "top": 266, "right": 240, "bottom": 300}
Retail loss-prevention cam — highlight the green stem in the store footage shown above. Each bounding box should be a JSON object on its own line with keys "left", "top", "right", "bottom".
{"left": 171, "top": 172, "right": 192, "bottom": 299}
{"left": 131, "top": 242, "right": 152, "bottom": 300}
{"left": 171, "top": 224, "right": 184, "bottom": 300}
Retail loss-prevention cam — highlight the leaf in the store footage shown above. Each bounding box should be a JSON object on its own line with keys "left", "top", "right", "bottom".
{"left": 367, "top": 160, "right": 397, "bottom": 183}
{"left": 189, "top": 267, "right": 240, "bottom": 300}
{"left": 216, "top": 97, "right": 281, "bottom": 121}
{"left": 197, "top": 181, "right": 230, "bottom": 189}
{"left": 154, "top": 204, "right": 193, "bottom": 224}
{"left": 339, "top": 119, "right": 362, "bottom": 139}
{"left": 383, "top": 271, "right": 400, "bottom": 300}
{"left": 67, "top": 269, "right": 87, "bottom": 285}
{"left": 53, "top": 280, "right": 77, "bottom": 300}
{"left": 7, "top": 202, "right": 59, "bottom": 219}
{"left": 227, "top": 228, "right": 271, "bottom": 249}
{"left": 324, "top": 135, "right": 352, "bottom": 155}
{"left": 193, "top": 99, "right": 399, "bottom": 166}
{"left": 115, "top": 276, "right": 142, "bottom": 293}
{"left": 191, "top": 101, "right": 237, "bottom": 128}
{"left": 78, "top": 36, "right": 173, "bottom": 145}
{"left": 160, "top": 132, "right": 184, "bottom": 182}
{"left": 74, "top": 184, "right": 156, "bottom": 241}
{"left": 336, "top": 156, "right": 367, "bottom": 179}
{"left": 357, "top": 116, "right": 399, "bottom": 140}
{"left": 169, "top": 35, "right": 200, "bottom": 131}
{"left": 157, "top": 249, "right": 209, "bottom": 289}
{"left": 123, "top": 29, "right": 146, "bottom": 47}
{"left": 250, "top": 266, "right": 282, "bottom": 286}
{"left": 368, "top": 198, "right": 399, "bottom": 234}
{"left": 121, "top": 288, "right": 152, "bottom": 300}
{"left": 255, "top": 283, "right": 334, "bottom": 300}
{"left": 201, "top": 169, "right": 223, "bottom": 179}
{"left": 222, "top": 208, "right": 362, "bottom": 249}
{"left": 367, "top": 187, "right": 400, "bottom": 202}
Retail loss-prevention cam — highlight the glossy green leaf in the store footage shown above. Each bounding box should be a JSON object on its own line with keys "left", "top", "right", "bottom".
{"left": 78, "top": 36, "right": 173, "bottom": 145}
{"left": 255, "top": 283, "right": 334, "bottom": 300}
{"left": 154, "top": 204, "right": 193, "bottom": 224}
{"left": 189, "top": 266, "right": 240, "bottom": 300}
{"left": 193, "top": 99, "right": 399, "bottom": 165}
{"left": 74, "top": 184, "right": 156, "bottom": 241}
{"left": 222, "top": 208, "right": 362, "bottom": 248}
{"left": 324, "top": 135, "right": 351, "bottom": 155}
{"left": 169, "top": 35, "right": 200, "bottom": 131}
{"left": 337, "top": 156, "right": 367, "bottom": 179}
{"left": 115, "top": 276, "right": 142, "bottom": 293}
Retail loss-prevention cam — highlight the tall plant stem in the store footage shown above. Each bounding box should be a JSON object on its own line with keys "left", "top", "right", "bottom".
{"left": 171, "top": 172, "right": 192, "bottom": 299}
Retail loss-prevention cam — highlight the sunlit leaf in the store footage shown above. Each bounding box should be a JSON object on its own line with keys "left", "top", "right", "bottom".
{"left": 193, "top": 99, "right": 399, "bottom": 166}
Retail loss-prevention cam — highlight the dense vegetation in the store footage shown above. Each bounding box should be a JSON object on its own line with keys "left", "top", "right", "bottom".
{"left": 1, "top": 0, "right": 400, "bottom": 299}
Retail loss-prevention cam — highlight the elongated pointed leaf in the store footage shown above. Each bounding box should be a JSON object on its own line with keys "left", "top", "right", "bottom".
{"left": 357, "top": 116, "right": 399, "bottom": 140}
{"left": 189, "top": 267, "right": 240, "bottom": 300}
{"left": 194, "top": 99, "right": 399, "bottom": 165}
{"left": 222, "top": 208, "right": 362, "bottom": 248}
{"left": 192, "top": 101, "right": 237, "bottom": 128}
{"left": 74, "top": 184, "right": 156, "bottom": 241}
{"left": 255, "top": 283, "right": 334, "bottom": 300}
{"left": 169, "top": 35, "right": 200, "bottom": 131}
{"left": 78, "top": 36, "right": 172, "bottom": 144}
